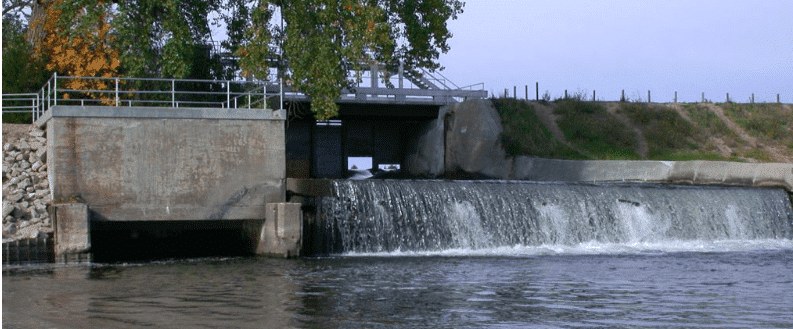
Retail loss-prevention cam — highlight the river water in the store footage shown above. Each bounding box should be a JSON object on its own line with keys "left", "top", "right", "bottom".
{"left": 4, "top": 244, "right": 793, "bottom": 328}
{"left": 4, "top": 181, "right": 793, "bottom": 328}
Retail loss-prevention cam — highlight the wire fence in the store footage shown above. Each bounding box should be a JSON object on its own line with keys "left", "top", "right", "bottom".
{"left": 500, "top": 83, "right": 789, "bottom": 104}
{"left": 1, "top": 73, "right": 282, "bottom": 123}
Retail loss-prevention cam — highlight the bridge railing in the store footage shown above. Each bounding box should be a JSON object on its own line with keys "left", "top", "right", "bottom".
{"left": 1, "top": 93, "right": 40, "bottom": 123}
{"left": 4, "top": 73, "right": 282, "bottom": 122}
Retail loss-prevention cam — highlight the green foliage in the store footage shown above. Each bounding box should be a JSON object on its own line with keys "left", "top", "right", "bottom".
{"left": 56, "top": 0, "right": 222, "bottom": 79}
{"left": 554, "top": 99, "right": 640, "bottom": 159}
{"left": 492, "top": 98, "right": 586, "bottom": 159}
{"left": 2, "top": 14, "right": 51, "bottom": 123}
{"left": 238, "top": 0, "right": 464, "bottom": 120}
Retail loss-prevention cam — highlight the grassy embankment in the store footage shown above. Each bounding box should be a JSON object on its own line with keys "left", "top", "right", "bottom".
{"left": 493, "top": 97, "right": 792, "bottom": 163}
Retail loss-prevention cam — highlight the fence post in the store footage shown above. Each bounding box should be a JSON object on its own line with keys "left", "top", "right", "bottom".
{"left": 702, "top": 92, "right": 705, "bottom": 103}
{"left": 565, "top": 90, "right": 568, "bottom": 99}
{"left": 536, "top": 82, "right": 539, "bottom": 101}
{"left": 513, "top": 86, "right": 516, "bottom": 99}
{"left": 525, "top": 85, "right": 528, "bottom": 100}
{"left": 621, "top": 90, "right": 625, "bottom": 101}
{"left": 593, "top": 90, "right": 596, "bottom": 101}
{"left": 53, "top": 72, "right": 57, "bottom": 106}
{"left": 647, "top": 90, "right": 651, "bottom": 103}
{"left": 751, "top": 93, "right": 754, "bottom": 104}
{"left": 171, "top": 79, "right": 175, "bottom": 107}
{"left": 726, "top": 93, "right": 729, "bottom": 103}
{"left": 674, "top": 91, "right": 677, "bottom": 103}
{"left": 115, "top": 78, "right": 119, "bottom": 106}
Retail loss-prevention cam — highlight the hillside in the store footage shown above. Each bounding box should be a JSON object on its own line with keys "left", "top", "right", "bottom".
{"left": 493, "top": 98, "right": 793, "bottom": 163}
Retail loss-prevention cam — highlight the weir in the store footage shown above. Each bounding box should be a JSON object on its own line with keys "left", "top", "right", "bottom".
{"left": 303, "top": 180, "right": 793, "bottom": 255}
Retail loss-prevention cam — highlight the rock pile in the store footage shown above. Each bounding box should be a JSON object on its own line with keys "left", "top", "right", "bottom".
{"left": 2, "top": 125, "right": 52, "bottom": 242}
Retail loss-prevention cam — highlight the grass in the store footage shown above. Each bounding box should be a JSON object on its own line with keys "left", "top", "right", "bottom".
{"left": 618, "top": 102, "right": 704, "bottom": 159}
{"left": 655, "top": 151, "right": 745, "bottom": 162}
{"left": 682, "top": 103, "right": 737, "bottom": 138}
{"left": 743, "top": 148, "right": 776, "bottom": 162}
{"left": 719, "top": 103, "right": 793, "bottom": 145}
{"left": 491, "top": 99, "right": 789, "bottom": 163}
{"left": 492, "top": 98, "right": 586, "bottom": 159}
{"left": 553, "top": 98, "right": 640, "bottom": 159}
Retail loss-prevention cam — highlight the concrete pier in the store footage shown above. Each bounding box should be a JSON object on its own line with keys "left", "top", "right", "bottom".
{"left": 53, "top": 202, "right": 90, "bottom": 261}
{"left": 36, "top": 106, "right": 295, "bottom": 257}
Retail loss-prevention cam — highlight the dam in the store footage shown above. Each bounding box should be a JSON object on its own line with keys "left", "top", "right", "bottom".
{"left": 302, "top": 180, "right": 793, "bottom": 255}
{"left": 2, "top": 74, "right": 793, "bottom": 261}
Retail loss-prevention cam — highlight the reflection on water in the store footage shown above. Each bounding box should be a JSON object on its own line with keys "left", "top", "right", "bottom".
{"left": 4, "top": 247, "right": 793, "bottom": 328}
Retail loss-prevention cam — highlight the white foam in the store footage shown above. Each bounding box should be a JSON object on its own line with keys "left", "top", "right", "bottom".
{"left": 341, "top": 239, "right": 793, "bottom": 257}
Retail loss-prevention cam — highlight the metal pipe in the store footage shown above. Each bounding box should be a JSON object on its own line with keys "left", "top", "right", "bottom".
{"left": 53, "top": 72, "right": 57, "bottom": 106}
{"left": 172, "top": 79, "right": 175, "bottom": 107}
{"left": 115, "top": 78, "right": 119, "bottom": 106}
{"left": 226, "top": 82, "right": 230, "bottom": 108}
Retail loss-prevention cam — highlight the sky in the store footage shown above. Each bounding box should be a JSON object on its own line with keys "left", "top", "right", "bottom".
{"left": 435, "top": 0, "right": 793, "bottom": 103}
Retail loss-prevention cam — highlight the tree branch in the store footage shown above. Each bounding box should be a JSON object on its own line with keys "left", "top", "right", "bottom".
{"left": 2, "top": 0, "right": 33, "bottom": 16}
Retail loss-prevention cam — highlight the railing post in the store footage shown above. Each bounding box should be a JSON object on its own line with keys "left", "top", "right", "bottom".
{"left": 227, "top": 82, "right": 230, "bottom": 108}
{"left": 115, "top": 78, "right": 119, "bottom": 106}
{"left": 247, "top": 93, "right": 251, "bottom": 109}
{"left": 53, "top": 72, "right": 57, "bottom": 106}
{"left": 47, "top": 80, "right": 51, "bottom": 109}
{"left": 398, "top": 60, "right": 404, "bottom": 89}
{"left": 172, "top": 79, "right": 175, "bottom": 107}
{"left": 263, "top": 84, "right": 266, "bottom": 109}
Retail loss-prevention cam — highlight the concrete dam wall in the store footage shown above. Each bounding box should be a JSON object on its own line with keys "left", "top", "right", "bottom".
{"left": 404, "top": 99, "right": 793, "bottom": 193}
{"left": 27, "top": 106, "right": 302, "bottom": 260}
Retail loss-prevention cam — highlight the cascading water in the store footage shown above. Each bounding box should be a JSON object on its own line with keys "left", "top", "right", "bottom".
{"left": 314, "top": 180, "right": 793, "bottom": 254}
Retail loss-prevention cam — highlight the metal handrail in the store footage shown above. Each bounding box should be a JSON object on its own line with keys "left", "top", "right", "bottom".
{"left": 1, "top": 93, "right": 40, "bottom": 123}
{"left": 25, "top": 73, "right": 282, "bottom": 115}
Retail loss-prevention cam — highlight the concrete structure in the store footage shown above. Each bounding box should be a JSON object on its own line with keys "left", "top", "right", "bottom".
{"left": 285, "top": 103, "right": 440, "bottom": 179}
{"left": 404, "top": 99, "right": 793, "bottom": 193}
{"left": 256, "top": 203, "right": 302, "bottom": 257}
{"left": 35, "top": 105, "right": 303, "bottom": 257}
{"left": 52, "top": 202, "right": 90, "bottom": 261}
{"left": 37, "top": 106, "right": 286, "bottom": 221}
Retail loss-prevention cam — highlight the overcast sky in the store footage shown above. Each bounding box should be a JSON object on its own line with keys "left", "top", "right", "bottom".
{"left": 436, "top": 0, "right": 792, "bottom": 103}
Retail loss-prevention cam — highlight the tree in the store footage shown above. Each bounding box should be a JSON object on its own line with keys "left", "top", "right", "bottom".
{"left": 29, "top": 0, "right": 120, "bottom": 102}
{"left": 237, "top": 0, "right": 465, "bottom": 120}
{"left": 2, "top": 12, "right": 50, "bottom": 123}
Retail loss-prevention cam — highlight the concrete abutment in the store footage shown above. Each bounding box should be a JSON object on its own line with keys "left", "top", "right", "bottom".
{"left": 37, "top": 106, "right": 301, "bottom": 259}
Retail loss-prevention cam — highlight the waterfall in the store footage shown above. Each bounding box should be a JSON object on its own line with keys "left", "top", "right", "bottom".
{"left": 313, "top": 180, "right": 793, "bottom": 254}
